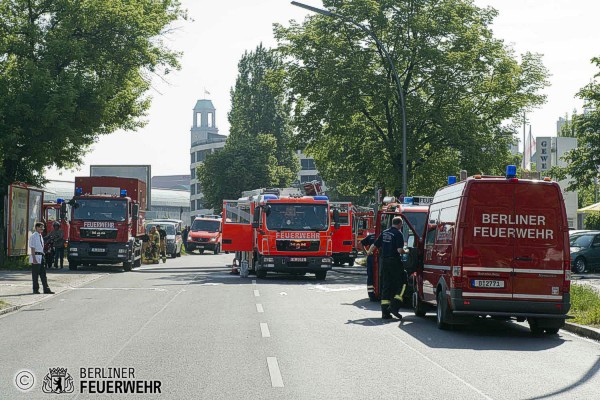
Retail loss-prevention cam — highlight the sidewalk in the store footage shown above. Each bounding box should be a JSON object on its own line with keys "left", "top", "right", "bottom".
{"left": 0, "top": 268, "right": 106, "bottom": 315}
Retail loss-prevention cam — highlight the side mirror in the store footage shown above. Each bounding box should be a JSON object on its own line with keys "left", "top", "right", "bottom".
{"left": 264, "top": 205, "right": 271, "bottom": 217}
{"left": 252, "top": 221, "right": 259, "bottom": 229}
{"left": 60, "top": 203, "right": 67, "bottom": 220}
{"left": 132, "top": 204, "right": 139, "bottom": 219}
{"left": 334, "top": 222, "right": 340, "bottom": 230}
{"left": 332, "top": 209, "right": 340, "bottom": 229}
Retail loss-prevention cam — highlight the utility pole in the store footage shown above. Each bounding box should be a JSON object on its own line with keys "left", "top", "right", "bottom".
{"left": 522, "top": 110, "right": 527, "bottom": 170}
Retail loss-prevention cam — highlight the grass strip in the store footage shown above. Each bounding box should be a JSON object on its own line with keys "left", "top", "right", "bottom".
{"left": 569, "top": 284, "right": 600, "bottom": 328}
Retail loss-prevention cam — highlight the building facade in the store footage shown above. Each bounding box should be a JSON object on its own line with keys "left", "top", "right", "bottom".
{"left": 296, "top": 150, "right": 323, "bottom": 186}
{"left": 189, "top": 99, "right": 227, "bottom": 214}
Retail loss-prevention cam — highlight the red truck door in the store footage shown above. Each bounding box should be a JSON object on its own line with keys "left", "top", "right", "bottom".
{"left": 331, "top": 202, "right": 353, "bottom": 254}
{"left": 511, "top": 183, "right": 566, "bottom": 302}
{"left": 222, "top": 201, "right": 254, "bottom": 252}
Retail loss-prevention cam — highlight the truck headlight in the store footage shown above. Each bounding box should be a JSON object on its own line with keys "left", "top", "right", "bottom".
{"left": 70, "top": 248, "right": 78, "bottom": 252}
{"left": 118, "top": 249, "right": 127, "bottom": 254}
{"left": 321, "top": 257, "right": 332, "bottom": 264}
{"left": 209, "top": 237, "right": 217, "bottom": 242}
{"left": 263, "top": 257, "right": 274, "bottom": 263}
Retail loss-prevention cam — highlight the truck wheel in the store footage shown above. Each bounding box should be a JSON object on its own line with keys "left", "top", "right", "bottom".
{"left": 214, "top": 245, "right": 220, "bottom": 255}
{"left": 123, "top": 262, "right": 132, "bottom": 271}
{"left": 348, "top": 259, "right": 355, "bottom": 267}
{"left": 69, "top": 262, "right": 78, "bottom": 271}
{"left": 315, "top": 271, "right": 327, "bottom": 281}
{"left": 436, "top": 290, "right": 450, "bottom": 330}
{"left": 413, "top": 291, "right": 427, "bottom": 317}
{"left": 199, "top": 249, "right": 204, "bottom": 255}
{"left": 256, "top": 270, "right": 267, "bottom": 279}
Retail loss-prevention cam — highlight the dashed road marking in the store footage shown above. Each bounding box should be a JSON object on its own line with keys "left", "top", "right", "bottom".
{"left": 260, "top": 323, "right": 271, "bottom": 338}
{"left": 256, "top": 304, "right": 264, "bottom": 313}
{"left": 252, "top": 280, "right": 257, "bottom": 285}
{"left": 267, "top": 357, "right": 284, "bottom": 387}
{"left": 254, "top": 289, "right": 260, "bottom": 297}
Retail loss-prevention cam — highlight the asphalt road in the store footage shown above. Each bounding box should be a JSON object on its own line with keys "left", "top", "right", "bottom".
{"left": 0, "top": 253, "right": 598, "bottom": 399}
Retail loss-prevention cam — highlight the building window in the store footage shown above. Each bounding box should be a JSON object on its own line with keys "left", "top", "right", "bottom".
{"left": 301, "top": 158, "right": 316, "bottom": 170}
{"left": 196, "top": 150, "right": 209, "bottom": 162}
{"left": 300, "top": 175, "right": 321, "bottom": 183}
{"left": 191, "top": 152, "right": 196, "bottom": 163}
{"left": 207, "top": 112, "right": 213, "bottom": 128}
{"left": 191, "top": 184, "right": 196, "bottom": 195}
{"left": 196, "top": 183, "right": 201, "bottom": 194}
{"left": 190, "top": 200, "right": 195, "bottom": 211}
{"left": 191, "top": 168, "right": 196, "bottom": 179}
{"left": 196, "top": 200, "right": 204, "bottom": 210}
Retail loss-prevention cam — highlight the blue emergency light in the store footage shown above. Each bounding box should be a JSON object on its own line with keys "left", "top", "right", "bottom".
{"left": 403, "top": 197, "right": 414, "bottom": 205}
{"left": 75, "top": 187, "right": 83, "bottom": 196}
{"left": 120, "top": 189, "right": 127, "bottom": 197}
{"left": 314, "top": 196, "right": 329, "bottom": 201}
{"left": 56, "top": 198, "right": 64, "bottom": 204}
{"left": 448, "top": 176, "right": 457, "bottom": 185}
{"left": 506, "top": 165, "right": 517, "bottom": 179}
{"left": 263, "top": 194, "right": 278, "bottom": 200}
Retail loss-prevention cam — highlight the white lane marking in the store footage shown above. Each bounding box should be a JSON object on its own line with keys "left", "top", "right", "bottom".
{"left": 71, "top": 287, "right": 167, "bottom": 292}
{"left": 279, "top": 292, "right": 288, "bottom": 296}
{"left": 256, "top": 304, "right": 264, "bottom": 313}
{"left": 198, "top": 283, "right": 222, "bottom": 286}
{"left": 267, "top": 357, "right": 284, "bottom": 388}
{"left": 254, "top": 290, "right": 260, "bottom": 297}
{"left": 252, "top": 280, "right": 257, "bottom": 285}
{"left": 307, "top": 285, "right": 364, "bottom": 292}
{"left": 260, "top": 323, "right": 271, "bottom": 338}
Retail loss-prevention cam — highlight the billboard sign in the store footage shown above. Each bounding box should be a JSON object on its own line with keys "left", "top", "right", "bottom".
{"left": 7, "top": 183, "right": 45, "bottom": 257}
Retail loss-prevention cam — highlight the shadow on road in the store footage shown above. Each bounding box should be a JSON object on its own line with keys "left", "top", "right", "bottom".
{"left": 398, "top": 314, "right": 566, "bottom": 351}
{"left": 525, "top": 356, "right": 600, "bottom": 399}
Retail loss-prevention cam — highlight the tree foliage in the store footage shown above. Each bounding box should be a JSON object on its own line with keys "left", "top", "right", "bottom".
{"left": 552, "top": 57, "right": 600, "bottom": 193}
{"left": 198, "top": 44, "right": 299, "bottom": 209}
{"left": 585, "top": 212, "right": 600, "bottom": 230}
{"left": 275, "top": 0, "right": 548, "bottom": 196}
{"left": 0, "top": 0, "right": 186, "bottom": 259}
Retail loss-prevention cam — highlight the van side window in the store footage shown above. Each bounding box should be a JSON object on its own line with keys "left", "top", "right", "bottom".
{"left": 426, "top": 210, "right": 439, "bottom": 246}
{"left": 436, "top": 206, "right": 458, "bottom": 244}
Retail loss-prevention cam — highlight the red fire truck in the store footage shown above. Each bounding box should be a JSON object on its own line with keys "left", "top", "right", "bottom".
{"left": 331, "top": 202, "right": 357, "bottom": 266}
{"left": 222, "top": 188, "right": 339, "bottom": 280}
{"left": 370, "top": 196, "right": 432, "bottom": 301}
{"left": 67, "top": 176, "right": 146, "bottom": 271}
{"left": 42, "top": 199, "right": 69, "bottom": 246}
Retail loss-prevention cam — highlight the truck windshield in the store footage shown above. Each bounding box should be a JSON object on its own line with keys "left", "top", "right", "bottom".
{"left": 404, "top": 211, "right": 427, "bottom": 239}
{"left": 146, "top": 224, "right": 176, "bottom": 235}
{"left": 192, "top": 219, "right": 220, "bottom": 232}
{"left": 72, "top": 199, "right": 127, "bottom": 221}
{"left": 266, "top": 204, "right": 329, "bottom": 231}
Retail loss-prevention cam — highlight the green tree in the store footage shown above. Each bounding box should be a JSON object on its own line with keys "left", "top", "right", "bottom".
{"left": 585, "top": 212, "right": 600, "bottom": 230}
{"left": 275, "top": 0, "right": 548, "bottom": 197}
{"left": 197, "top": 134, "right": 281, "bottom": 210}
{"left": 552, "top": 57, "right": 600, "bottom": 193}
{"left": 0, "top": 0, "right": 186, "bottom": 261}
{"left": 198, "top": 44, "right": 299, "bottom": 208}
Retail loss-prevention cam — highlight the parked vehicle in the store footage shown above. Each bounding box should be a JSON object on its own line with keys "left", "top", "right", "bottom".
{"left": 330, "top": 202, "right": 357, "bottom": 266}
{"left": 145, "top": 222, "right": 182, "bottom": 258}
{"left": 570, "top": 230, "right": 600, "bottom": 273}
{"left": 414, "top": 167, "right": 571, "bottom": 334}
{"left": 151, "top": 219, "right": 184, "bottom": 234}
{"left": 67, "top": 176, "right": 146, "bottom": 271}
{"left": 187, "top": 217, "right": 222, "bottom": 254}
{"left": 353, "top": 208, "right": 375, "bottom": 252}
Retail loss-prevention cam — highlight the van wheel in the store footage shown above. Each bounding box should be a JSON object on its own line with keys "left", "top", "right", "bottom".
{"left": 545, "top": 328, "right": 560, "bottom": 335}
{"left": 528, "top": 318, "right": 544, "bottom": 335}
{"left": 574, "top": 257, "right": 586, "bottom": 273}
{"left": 436, "top": 291, "right": 449, "bottom": 330}
{"left": 413, "top": 291, "right": 427, "bottom": 317}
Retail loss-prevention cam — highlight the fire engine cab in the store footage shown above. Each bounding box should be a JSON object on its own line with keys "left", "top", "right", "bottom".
{"left": 222, "top": 188, "right": 339, "bottom": 280}
{"left": 370, "top": 195, "right": 432, "bottom": 301}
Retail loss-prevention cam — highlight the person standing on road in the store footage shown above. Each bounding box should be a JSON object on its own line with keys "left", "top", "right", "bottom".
{"left": 157, "top": 225, "right": 167, "bottom": 263}
{"left": 367, "top": 217, "right": 406, "bottom": 320}
{"left": 44, "top": 221, "right": 65, "bottom": 269}
{"left": 149, "top": 226, "right": 160, "bottom": 264}
{"left": 361, "top": 233, "right": 376, "bottom": 301}
{"left": 182, "top": 225, "right": 189, "bottom": 250}
{"left": 29, "top": 222, "right": 54, "bottom": 294}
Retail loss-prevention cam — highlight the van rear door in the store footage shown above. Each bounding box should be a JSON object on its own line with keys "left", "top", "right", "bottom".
{"left": 511, "top": 183, "right": 566, "bottom": 301}
{"left": 462, "top": 182, "right": 514, "bottom": 300}
{"left": 222, "top": 201, "right": 253, "bottom": 252}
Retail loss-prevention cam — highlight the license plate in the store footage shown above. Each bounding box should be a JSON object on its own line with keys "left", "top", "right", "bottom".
{"left": 197, "top": 246, "right": 204, "bottom": 249}
{"left": 90, "top": 248, "right": 106, "bottom": 253}
{"left": 290, "top": 257, "right": 306, "bottom": 262}
{"left": 471, "top": 280, "right": 504, "bottom": 288}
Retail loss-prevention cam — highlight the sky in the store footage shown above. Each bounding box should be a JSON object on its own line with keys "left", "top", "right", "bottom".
{"left": 46, "top": 0, "right": 600, "bottom": 181}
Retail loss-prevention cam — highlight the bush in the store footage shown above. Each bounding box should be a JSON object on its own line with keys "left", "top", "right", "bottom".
{"left": 569, "top": 284, "right": 600, "bottom": 327}
{"left": 0, "top": 256, "right": 29, "bottom": 270}
{"left": 584, "top": 212, "right": 600, "bottom": 230}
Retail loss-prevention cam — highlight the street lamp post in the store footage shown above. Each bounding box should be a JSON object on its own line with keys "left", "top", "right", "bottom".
{"left": 291, "top": 1, "right": 408, "bottom": 196}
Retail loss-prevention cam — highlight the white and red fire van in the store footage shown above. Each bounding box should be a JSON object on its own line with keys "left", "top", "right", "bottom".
{"left": 413, "top": 166, "right": 571, "bottom": 334}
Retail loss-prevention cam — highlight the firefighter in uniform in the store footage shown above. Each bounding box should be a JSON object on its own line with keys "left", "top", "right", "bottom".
{"left": 149, "top": 226, "right": 160, "bottom": 264}
{"left": 361, "top": 233, "right": 376, "bottom": 301}
{"left": 367, "top": 217, "right": 407, "bottom": 320}
{"left": 157, "top": 225, "right": 167, "bottom": 263}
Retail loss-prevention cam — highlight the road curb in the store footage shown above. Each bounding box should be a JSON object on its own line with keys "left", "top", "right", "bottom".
{"left": 0, "top": 305, "right": 22, "bottom": 316}
{"left": 562, "top": 322, "right": 600, "bottom": 341}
